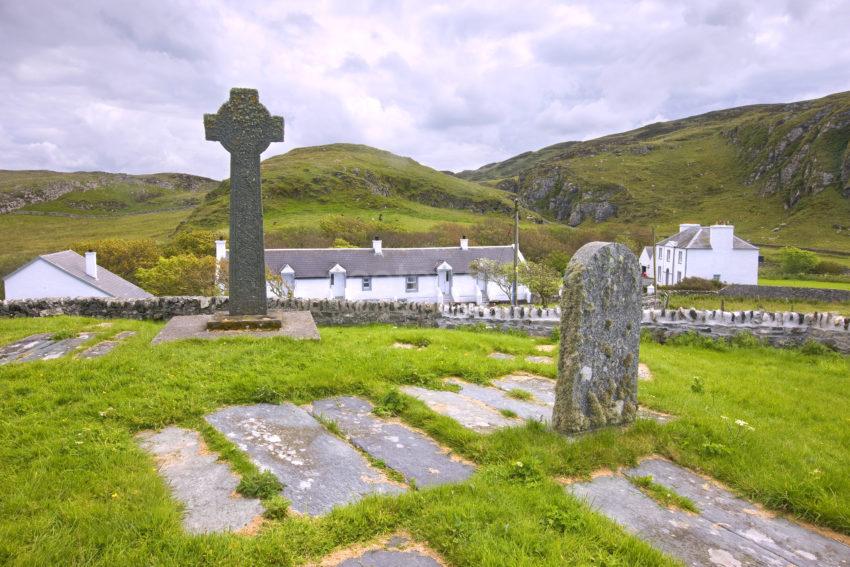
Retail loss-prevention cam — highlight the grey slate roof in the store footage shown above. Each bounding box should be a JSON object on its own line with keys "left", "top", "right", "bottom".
{"left": 656, "top": 227, "right": 757, "bottom": 250}
{"left": 28, "top": 250, "right": 152, "bottom": 298}
{"left": 641, "top": 246, "right": 654, "bottom": 259}
{"left": 261, "top": 246, "right": 518, "bottom": 278}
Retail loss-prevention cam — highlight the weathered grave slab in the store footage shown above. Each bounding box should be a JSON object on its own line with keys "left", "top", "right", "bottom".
{"left": 318, "top": 533, "right": 444, "bottom": 567}
{"left": 78, "top": 331, "right": 137, "bottom": 359}
{"left": 525, "top": 355, "right": 554, "bottom": 365}
{"left": 445, "top": 378, "right": 551, "bottom": 423}
{"left": 137, "top": 426, "right": 263, "bottom": 534}
{"left": 554, "top": 242, "right": 640, "bottom": 434}
{"left": 400, "top": 386, "right": 517, "bottom": 433}
{"left": 638, "top": 363, "right": 653, "bottom": 381}
{"left": 535, "top": 344, "right": 556, "bottom": 353}
{"left": 492, "top": 373, "right": 556, "bottom": 406}
{"left": 152, "top": 310, "right": 319, "bottom": 344}
{"left": 488, "top": 352, "right": 515, "bottom": 360}
{"left": 205, "top": 403, "right": 404, "bottom": 516}
{"left": 0, "top": 334, "right": 52, "bottom": 364}
{"left": 1, "top": 332, "right": 94, "bottom": 364}
{"left": 568, "top": 458, "right": 850, "bottom": 567}
{"left": 636, "top": 407, "right": 675, "bottom": 424}
{"left": 310, "top": 396, "right": 474, "bottom": 488}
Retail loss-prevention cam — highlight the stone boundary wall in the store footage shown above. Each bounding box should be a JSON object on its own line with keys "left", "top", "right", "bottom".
{"left": 2, "top": 297, "right": 849, "bottom": 353}
{"left": 642, "top": 307, "right": 850, "bottom": 353}
{"left": 718, "top": 284, "right": 850, "bottom": 303}
{"left": 0, "top": 297, "right": 439, "bottom": 327}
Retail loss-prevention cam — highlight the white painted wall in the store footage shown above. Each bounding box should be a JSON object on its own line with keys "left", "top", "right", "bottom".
{"left": 268, "top": 272, "right": 530, "bottom": 303}
{"left": 4, "top": 259, "right": 109, "bottom": 300}
{"left": 685, "top": 249, "right": 759, "bottom": 285}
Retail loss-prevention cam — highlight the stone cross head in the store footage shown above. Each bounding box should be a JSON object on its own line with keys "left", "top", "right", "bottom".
{"left": 204, "top": 88, "right": 284, "bottom": 156}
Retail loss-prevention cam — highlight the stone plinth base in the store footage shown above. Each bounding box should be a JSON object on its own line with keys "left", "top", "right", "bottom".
{"left": 152, "top": 310, "right": 320, "bottom": 344}
{"left": 206, "top": 313, "right": 282, "bottom": 331}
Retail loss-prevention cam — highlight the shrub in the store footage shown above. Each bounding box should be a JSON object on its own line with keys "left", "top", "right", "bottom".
{"left": 72, "top": 238, "right": 161, "bottom": 283}
{"left": 669, "top": 277, "right": 722, "bottom": 291}
{"left": 778, "top": 247, "right": 819, "bottom": 274}
{"left": 135, "top": 254, "right": 217, "bottom": 296}
{"left": 811, "top": 260, "right": 845, "bottom": 275}
{"left": 164, "top": 230, "right": 219, "bottom": 257}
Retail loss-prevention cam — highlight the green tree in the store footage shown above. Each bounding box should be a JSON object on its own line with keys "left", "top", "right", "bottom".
{"left": 778, "top": 247, "right": 819, "bottom": 274}
{"left": 332, "top": 238, "right": 357, "bottom": 248}
{"left": 518, "top": 261, "right": 562, "bottom": 306}
{"left": 136, "top": 254, "right": 217, "bottom": 296}
{"left": 164, "top": 230, "right": 219, "bottom": 257}
{"left": 470, "top": 258, "right": 514, "bottom": 299}
{"left": 72, "top": 238, "right": 161, "bottom": 283}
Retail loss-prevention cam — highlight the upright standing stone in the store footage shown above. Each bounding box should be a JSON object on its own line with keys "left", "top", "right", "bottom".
{"left": 553, "top": 242, "right": 640, "bottom": 434}
{"left": 205, "top": 88, "right": 283, "bottom": 316}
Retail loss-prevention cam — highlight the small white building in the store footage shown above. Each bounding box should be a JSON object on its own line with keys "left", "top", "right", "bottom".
{"left": 3, "top": 250, "right": 153, "bottom": 300}
{"left": 639, "top": 246, "right": 655, "bottom": 277}
{"left": 653, "top": 224, "right": 759, "bottom": 285}
{"left": 216, "top": 237, "right": 530, "bottom": 304}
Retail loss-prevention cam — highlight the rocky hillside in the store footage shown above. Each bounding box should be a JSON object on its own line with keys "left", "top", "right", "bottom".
{"left": 458, "top": 91, "right": 850, "bottom": 250}
{"left": 0, "top": 170, "right": 217, "bottom": 215}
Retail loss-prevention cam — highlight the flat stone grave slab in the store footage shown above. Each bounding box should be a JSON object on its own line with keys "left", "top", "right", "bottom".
{"left": 638, "top": 363, "right": 653, "bottom": 381}
{"left": 487, "top": 352, "right": 515, "bottom": 360}
{"left": 137, "top": 426, "right": 263, "bottom": 534}
{"left": 568, "top": 458, "right": 850, "bottom": 567}
{"left": 205, "top": 403, "right": 404, "bottom": 516}
{"left": 316, "top": 533, "right": 445, "bottom": 567}
{"left": 492, "top": 373, "right": 556, "bottom": 406}
{"left": 445, "top": 378, "right": 551, "bottom": 423}
{"left": 400, "top": 386, "right": 518, "bottom": 433}
{"left": 78, "top": 331, "right": 137, "bottom": 359}
{"left": 310, "top": 396, "right": 474, "bottom": 488}
{"left": 535, "top": 344, "right": 556, "bottom": 353}
{"left": 525, "top": 355, "right": 554, "bottom": 365}
{"left": 0, "top": 332, "right": 94, "bottom": 364}
{"left": 152, "top": 310, "right": 319, "bottom": 344}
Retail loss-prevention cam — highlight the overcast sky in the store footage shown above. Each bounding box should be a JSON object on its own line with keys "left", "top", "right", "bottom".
{"left": 2, "top": 1, "right": 849, "bottom": 180}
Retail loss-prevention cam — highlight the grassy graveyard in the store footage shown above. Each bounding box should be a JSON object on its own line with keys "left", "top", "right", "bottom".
{"left": 0, "top": 318, "right": 848, "bottom": 565}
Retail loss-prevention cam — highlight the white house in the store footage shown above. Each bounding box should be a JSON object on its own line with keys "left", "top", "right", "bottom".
{"left": 654, "top": 224, "right": 759, "bottom": 285}
{"left": 639, "top": 246, "right": 655, "bottom": 277}
{"left": 216, "top": 236, "right": 531, "bottom": 304}
{"left": 3, "top": 250, "right": 153, "bottom": 300}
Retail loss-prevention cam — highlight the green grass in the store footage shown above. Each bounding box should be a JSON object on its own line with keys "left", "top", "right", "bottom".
{"left": 627, "top": 475, "right": 699, "bottom": 513}
{"left": 507, "top": 389, "right": 534, "bottom": 401}
{"left": 758, "top": 278, "right": 850, "bottom": 290}
{"left": 665, "top": 293, "right": 850, "bottom": 316}
{"left": 0, "top": 319, "right": 848, "bottom": 566}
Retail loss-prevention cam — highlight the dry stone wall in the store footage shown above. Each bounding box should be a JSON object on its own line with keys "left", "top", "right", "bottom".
{"left": 718, "top": 284, "right": 850, "bottom": 303}
{"left": 2, "top": 297, "right": 849, "bottom": 353}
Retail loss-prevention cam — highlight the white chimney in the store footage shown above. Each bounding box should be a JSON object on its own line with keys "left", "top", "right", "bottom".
{"left": 372, "top": 236, "right": 383, "bottom": 255}
{"left": 215, "top": 238, "right": 227, "bottom": 261}
{"left": 460, "top": 235, "right": 469, "bottom": 250}
{"left": 709, "top": 224, "right": 734, "bottom": 249}
{"left": 679, "top": 223, "right": 701, "bottom": 233}
{"left": 85, "top": 251, "right": 98, "bottom": 279}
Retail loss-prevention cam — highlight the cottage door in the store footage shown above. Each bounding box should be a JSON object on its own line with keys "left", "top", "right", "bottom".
{"left": 332, "top": 273, "right": 346, "bottom": 298}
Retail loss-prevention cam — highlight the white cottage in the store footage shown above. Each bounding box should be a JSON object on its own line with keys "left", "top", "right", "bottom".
{"left": 216, "top": 237, "right": 530, "bottom": 303}
{"left": 3, "top": 250, "right": 153, "bottom": 300}
{"left": 654, "top": 224, "right": 758, "bottom": 285}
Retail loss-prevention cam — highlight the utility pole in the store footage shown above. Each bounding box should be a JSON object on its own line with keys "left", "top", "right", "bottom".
{"left": 512, "top": 197, "right": 519, "bottom": 306}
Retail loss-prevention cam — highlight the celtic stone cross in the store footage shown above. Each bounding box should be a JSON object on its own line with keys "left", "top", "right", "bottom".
{"left": 205, "top": 88, "right": 283, "bottom": 316}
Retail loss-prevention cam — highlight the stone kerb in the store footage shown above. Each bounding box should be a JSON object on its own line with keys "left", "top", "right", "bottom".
{"left": 553, "top": 242, "right": 641, "bottom": 434}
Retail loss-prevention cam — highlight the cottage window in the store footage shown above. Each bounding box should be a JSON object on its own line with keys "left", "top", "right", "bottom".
{"left": 362, "top": 277, "right": 372, "bottom": 291}
{"left": 713, "top": 274, "right": 721, "bottom": 282}
{"left": 330, "top": 274, "right": 335, "bottom": 286}
{"left": 405, "top": 275, "right": 418, "bottom": 292}
{"left": 676, "top": 271, "right": 682, "bottom": 283}
{"left": 678, "top": 250, "right": 683, "bottom": 264}
{"left": 666, "top": 249, "right": 671, "bottom": 261}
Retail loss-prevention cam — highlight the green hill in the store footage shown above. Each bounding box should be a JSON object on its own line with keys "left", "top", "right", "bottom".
{"left": 181, "top": 143, "right": 525, "bottom": 238}
{"left": 458, "top": 91, "right": 850, "bottom": 251}
{"left": 0, "top": 170, "right": 217, "bottom": 281}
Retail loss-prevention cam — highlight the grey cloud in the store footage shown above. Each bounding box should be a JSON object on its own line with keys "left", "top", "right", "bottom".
{"left": 1, "top": 0, "right": 849, "bottom": 178}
